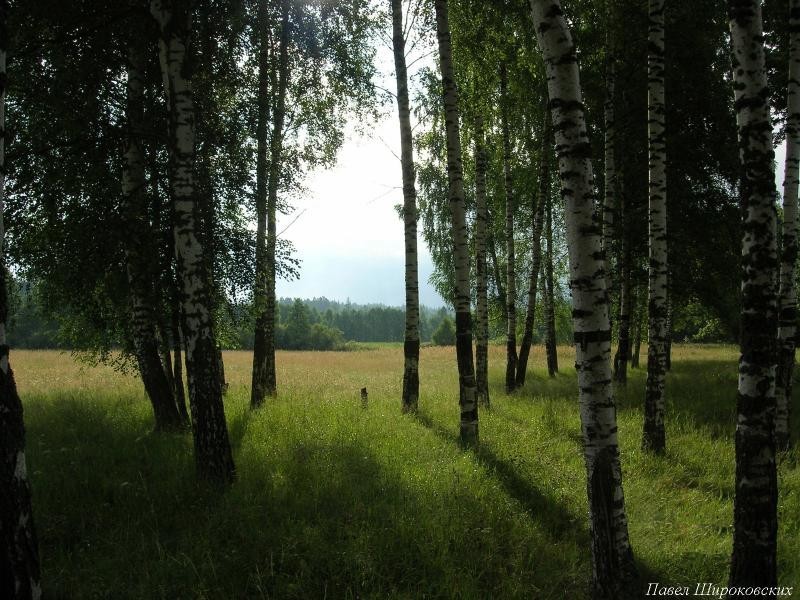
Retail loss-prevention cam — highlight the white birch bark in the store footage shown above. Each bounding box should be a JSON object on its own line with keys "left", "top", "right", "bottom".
{"left": 775, "top": 0, "right": 800, "bottom": 451}
{"left": 727, "top": 0, "right": 779, "bottom": 587}
{"left": 151, "top": 0, "right": 235, "bottom": 484}
{"left": 434, "top": 0, "right": 478, "bottom": 445}
{"left": 475, "top": 116, "right": 490, "bottom": 406}
{"left": 529, "top": 1, "right": 636, "bottom": 595}
{"left": 392, "top": 0, "right": 420, "bottom": 413}
{"left": 642, "top": 0, "right": 668, "bottom": 453}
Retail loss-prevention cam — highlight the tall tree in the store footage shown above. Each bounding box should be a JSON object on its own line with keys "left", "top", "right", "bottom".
{"left": 775, "top": 0, "right": 800, "bottom": 451}
{"left": 475, "top": 115, "right": 490, "bottom": 406}
{"left": 251, "top": 0, "right": 289, "bottom": 407}
{"left": 151, "top": 0, "right": 235, "bottom": 484}
{"left": 392, "top": 0, "right": 420, "bottom": 414}
{"left": 0, "top": 0, "right": 42, "bottom": 592}
{"left": 727, "top": 0, "right": 779, "bottom": 588}
{"left": 544, "top": 174, "right": 558, "bottom": 376}
{"left": 122, "top": 25, "right": 185, "bottom": 432}
{"left": 434, "top": 0, "right": 478, "bottom": 445}
{"left": 529, "top": 1, "right": 637, "bottom": 596}
{"left": 501, "top": 63, "right": 518, "bottom": 393}
{"left": 642, "top": 0, "right": 668, "bottom": 454}
{"left": 602, "top": 7, "right": 616, "bottom": 312}
{"left": 515, "top": 117, "right": 548, "bottom": 388}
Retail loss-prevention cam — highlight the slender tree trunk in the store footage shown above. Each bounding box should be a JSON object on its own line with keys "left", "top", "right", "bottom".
{"left": 488, "top": 228, "right": 508, "bottom": 326}
{"left": 392, "top": 0, "right": 420, "bottom": 414}
{"left": 544, "top": 183, "right": 559, "bottom": 376}
{"left": 664, "top": 283, "right": 672, "bottom": 371}
{"left": 475, "top": 115, "right": 490, "bottom": 406}
{"left": 151, "top": 0, "right": 235, "bottom": 485}
{"left": 0, "top": 1, "right": 42, "bottom": 592}
{"left": 251, "top": 0, "right": 273, "bottom": 407}
{"left": 530, "top": 2, "right": 636, "bottom": 595}
{"left": 642, "top": 0, "right": 668, "bottom": 454}
{"left": 122, "top": 35, "right": 184, "bottom": 432}
{"left": 775, "top": 0, "right": 800, "bottom": 451}
{"left": 602, "top": 30, "right": 616, "bottom": 321}
{"left": 614, "top": 240, "right": 630, "bottom": 383}
{"left": 253, "top": 0, "right": 289, "bottom": 407}
{"left": 631, "top": 293, "right": 642, "bottom": 369}
{"left": 727, "top": 0, "right": 779, "bottom": 588}
{"left": 435, "top": 0, "right": 478, "bottom": 446}
{"left": 515, "top": 118, "right": 549, "bottom": 388}
{"left": 501, "top": 64, "right": 518, "bottom": 393}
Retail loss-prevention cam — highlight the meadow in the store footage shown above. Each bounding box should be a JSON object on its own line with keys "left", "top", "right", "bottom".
{"left": 14, "top": 344, "right": 800, "bottom": 599}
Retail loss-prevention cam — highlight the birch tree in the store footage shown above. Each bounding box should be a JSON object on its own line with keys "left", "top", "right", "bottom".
{"left": 151, "top": 0, "right": 235, "bottom": 484}
{"left": 544, "top": 178, "right": 558, "bottom": 376}
{"left": 529, "top": 1, "right": 636, "bottom": 595}
{"left": 515, "top": 118, "right": 548, "bottom": 388}
{"left": 252, "top": 0, "right": 289, "bottom": 408}
{"left": 0, "top": 0, "right": 42, "bottom": 591}
{"left": 475, "top": 115, "right": 490, "bottom": 406}
{"left": 727, "top": 0, "right": 779, "bottom": 587}
{"left": 501, "top": 63, "right": 518, "bottom": 393}
{"left": 122, "top": 33, "right": 184, "bottom": 432}
{"left": 642, "top": 0, "right": 668, "bottom": 454}
{"left": 435, "top": 0, "right": 478, "bottom": 446}
{"left": 391, "top": 0, "right": 421, "bottom": 414}
{"left": 775, "top": 0, "right": 800, "bottom": 451}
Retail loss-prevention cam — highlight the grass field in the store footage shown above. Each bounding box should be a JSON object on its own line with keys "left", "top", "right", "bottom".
{"left": 14, "top": 344, "right": 800, "bottom": 599}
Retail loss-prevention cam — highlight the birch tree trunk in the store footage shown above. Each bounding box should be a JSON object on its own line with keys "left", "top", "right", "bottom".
{"left": 0, "top": 0, "right": 42, "bottom": 591}
{"left": 392, "top": 0, "right": 420, "bottom": 414}
{"left": 122, "top": 36, "right": 184, "bottom": 432}
{"left": 602, "top": 37, "right": 616, "bottom": 312}
{"left": 727, "top": 0, "right": 779, "bottom": 587}
{"left": 151, "top": 0, "right": 235, "bottom": 484}
{"left": 435, "top": 0, "right": 478, "bottom": 446}
{"left": 501, "top": 64, "right": 518, "bottom": 393}
{"left": 544, "top": 183, "right": 559, "bottom": 376}
{"left": 614, "top": 238, "right": 630, "bottom": 383}
{"left": 251, "top": 0, "right": 290, "bottom": 407}
{"left": 515, "top": 119, "right": 549, "bottom": 388}
{"left": 475, "top": 115, "right": 490, "bottom": 406}
{"left": 529, "top": 1, "right": 636, "bottom": 595}
{"left": 775, "top": 0, "right": 800, "bottom": 451}
{"left": 251, "top": 0, "right": 275, "bottom": 408}
{"left": 642, "top": 0, "right": 668, "bottom": 454}
{"left": 171, "top": 305, "right": 189, "bottom": 423}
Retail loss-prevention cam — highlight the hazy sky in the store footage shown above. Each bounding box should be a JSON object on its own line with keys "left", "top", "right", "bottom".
{"left": 273, "top": 104, "right": 447, "bottom": 307}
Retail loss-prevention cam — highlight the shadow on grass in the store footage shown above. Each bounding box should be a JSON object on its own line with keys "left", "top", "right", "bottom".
{"left": 414, "top": 410, "right": 589, "bottom": 547}
{"left": 26, "top": 393, "right": 600, "bottom": 599}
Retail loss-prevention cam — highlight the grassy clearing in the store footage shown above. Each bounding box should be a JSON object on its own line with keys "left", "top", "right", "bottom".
{"left": 14, "top": 344, "right": 800, "bottom": 598}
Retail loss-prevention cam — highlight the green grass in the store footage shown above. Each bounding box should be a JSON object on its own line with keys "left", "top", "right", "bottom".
{"left": 14, "top": 345, "right": 800, "bottom": 598}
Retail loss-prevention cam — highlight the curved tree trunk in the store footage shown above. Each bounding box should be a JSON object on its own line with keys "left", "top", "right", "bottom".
{"left": 515, "top": 118, "right": 549, "bottom": 388}
{"left": 171, "top": 303, "right": 189, "bottom": 423}
{"left": 530, "top": 1, "right": 636, "bottom": 596}
{"left": 544, "top": 183, "right": 559, "bottom": 376}
{"left": 775, "top": 0, "right": 800, "bottom": 451}
{"left": 727, "top": 0, "right": 779, "bottom": 588}
{"left": 392, "top": 0, "right": 420, "bottom": 414}
{"left": 501, "top": 64, "right": 518, "bottom": 393}
{"left": 475, "top": 116, "right": 490, "bottom": 406}
{"left": 642, "top": 0, "right": 668, "bottom": 454}
{"left": 151, "top": 0, "right": 235, "bottom": 485}
{"left": 122, "top": 35, "right": 184, "bottom": 432}
{"left": 435, "top": 0, "right": 478, "bottom": 446}
{"left": 0, "top": 0, "right": 41, "bottom": 591}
